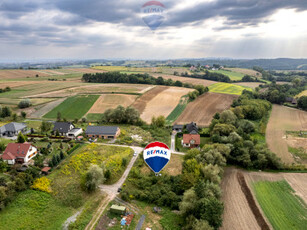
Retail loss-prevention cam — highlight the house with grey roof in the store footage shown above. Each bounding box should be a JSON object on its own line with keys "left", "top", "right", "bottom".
{"left": 53, "top": 122, "right": 74, "bottom": 136}
{"left": 186, "top": 122, "right": 198, "bottom": 134}
{"left": 0, "top": 122, "right": 28, "bottom": 137}
{"left": 85, "top": 126, "right": 120, "bottom": 139}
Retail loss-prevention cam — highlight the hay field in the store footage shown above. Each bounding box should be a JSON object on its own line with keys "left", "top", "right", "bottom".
{"left": 152, "top": 74, "right": 217, "bottom": 87}
{"left": 175, "top": 93, "right": 238, "bottom": 127}
{"left": 224, "top": 68, "right": 262, "bottom": 78}
{"left": 87, "top": 94, "right": 138, "bottom": 114}
{"left": 133, "top": 86, "right": 193, "bottom": 123}
{"left": 0, "top": 69, "right": 49, "bottom": 79}
{"left": 209, "top": 82, "right": 252, "bottom": 95}
{"left": 234, "top": 82, "right": 263, "bottom": 89}
{"left": 266, "top": 105, "right": 307, "bottom": 164}
{"left": 208, "top": 69, "right": 245, "bottom": 81}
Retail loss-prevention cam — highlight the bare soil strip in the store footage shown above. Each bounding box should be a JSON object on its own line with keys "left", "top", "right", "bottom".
{"left": 29, "top": 98, "right": 66, "bottom": 118}
{"left": 237, "top": 172, "right": 270, "bottom": 230}
{"left": 221, "top": 168, "right": 261, "bottom": 230}
{"left": 266, "top": 105, "right": 307, "bottom": 164}
{"left": 175, "top": 93, "right": 238, "bottom": 127}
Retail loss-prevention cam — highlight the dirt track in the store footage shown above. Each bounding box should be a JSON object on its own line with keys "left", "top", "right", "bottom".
{"left": 266, "top": 105, "right": 307, "bottom": 164}
{"left": 175, "top": 92, "right": 238, "bottom": 127}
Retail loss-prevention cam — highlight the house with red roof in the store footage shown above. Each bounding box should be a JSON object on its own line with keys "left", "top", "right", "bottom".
{"left": 182, "top": 134, "right": 200, "bottom": 148}
{"left": 0, "top": 143, "right": 37, "bottom": 165}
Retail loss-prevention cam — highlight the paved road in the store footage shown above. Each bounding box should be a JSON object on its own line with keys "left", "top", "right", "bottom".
{"left": 171, "top": 132, "right": 176, "bottom": 152}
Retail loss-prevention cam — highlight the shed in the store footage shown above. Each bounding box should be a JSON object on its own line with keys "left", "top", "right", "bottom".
{"left": 41, "top": 167, "right": 51, "bottom": 175}
{"left": 110, "top": 205, "right": 126, "bottom": 215}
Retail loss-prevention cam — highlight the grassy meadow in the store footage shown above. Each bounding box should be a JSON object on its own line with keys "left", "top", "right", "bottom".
{"left": 44, "top": 95, "right": 99, "bottom": 120}
{"left": 208, "top": 69, "right": 245, "bottom": 81}
{"left": 209, "top": 82, "right": 252, "bottom": 95}
{"left": 253, "top": 180, "right": 307, "bottom": 230}
{"left": 0, "top": 190, "right": 74, "bottom": 230}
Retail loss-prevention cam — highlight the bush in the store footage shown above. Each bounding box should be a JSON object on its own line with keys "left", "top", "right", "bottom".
{"left": 18, "top": 99, "right": 32, "bottom": 109}
{"left": 31, "top": 177, "right": 52, "bottom": 193}
{"left": 81, "top": 165, "right": 105, "bottom": 192}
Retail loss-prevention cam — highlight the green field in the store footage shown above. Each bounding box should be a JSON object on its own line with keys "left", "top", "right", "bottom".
{"left": 166, "top": 95, "right": 189, "bottom": 125}
{"left": 253, "top": 180, "right": 307, "bottom": 230}
{"left": 208, "top": 69, "right": 245, "bottom": 81}
{"left": 209, "top": 82, "right": 252, "bottom": 95}
{"left": 44, "top": 95, "right": 99, "bottom": 120}
{"left": 86, "top": 113, "right": 104, "bottom": 122}
{"left": 0, "top": 190, "right": 74, "bottom": 230}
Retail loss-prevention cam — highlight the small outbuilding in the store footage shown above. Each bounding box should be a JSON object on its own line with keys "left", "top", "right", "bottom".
{"left": 41, "top": 167, "right": 51, "bottom": 175}
{"left": 110, "top": 205, "right": 126, "bottom": 215}
{"left": 172, "top": 125, "right": 184, "bottom": 132}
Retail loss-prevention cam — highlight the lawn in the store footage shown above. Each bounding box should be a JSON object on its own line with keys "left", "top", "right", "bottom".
{"left": 253, "top": 180, "right": 307, "bottom": 230}
{"left": 44, "top": 95, "right": 99, "bottom": 120}
{"left": 86, "top": 113, "right": 103, "bottom": 122}
{"left": 166, "top": 95, "right": 189, "bottom": 125}
{"left": 0, "top": 190, "right": 74, "bottom": 230}
{"left": 209, "top": 82, "right": 252, "bottom": 95}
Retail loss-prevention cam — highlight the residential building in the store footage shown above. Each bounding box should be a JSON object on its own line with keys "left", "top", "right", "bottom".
{"left": 53, "top": 122, "right": 74, "bottom": 136}
{"left": 0, "top": 122, "right": 27, "bottom": 137}
{"left": 186, "top": 122, "right": 198, "bottom": 134}
{"left": 0, "top": 143, "right": 37, "bottom": 165}
{"left": 85, "top": 126, "right": 120, "bottom": 139}
{"left": 182, "top": 134, "right": 200, "bottom": 148}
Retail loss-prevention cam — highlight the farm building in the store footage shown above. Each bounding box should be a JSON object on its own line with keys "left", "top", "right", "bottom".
{"left": 186, "top": 122, "right": 198, "bottom": 134}
{"left": 53, "top": 122, "right": 75, "bottom": 136}
{"left": 67, "top": 128, "right": 83, "bottom": 138}
{"left": 85, "top": 126, "right": 120, "bottom": 139}
{"left": 182, "top": 134, "right": 200, "bottom": 148}
{"left": 172, "top": 124, "right": 184, "bottom": 132}
{"left": 0, "top": 143, "right": 37, "bottom": 165}
{"left": 0, "top": 122, "right": 28, "bottom": 137}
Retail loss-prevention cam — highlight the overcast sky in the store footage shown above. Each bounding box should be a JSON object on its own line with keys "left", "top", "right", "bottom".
{"left": 1, "top": 0, "right": 307, "bottom": 60}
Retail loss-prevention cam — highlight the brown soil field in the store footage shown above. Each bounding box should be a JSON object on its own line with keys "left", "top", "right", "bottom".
{"left": 266, "top": 105, "right": 307, "bottom": 164}
{"left": 151, "top": 74, "right": 217, "bottom": 87}
{"left": 224, "top": 68, "right": 262, "bottom": 77}
{"left": 234, "top": 82, "right": 262, "bottom": 89}
{"left": 132, "top": 86, "right": 167, "bottom": 114}
{"left": 175, "top": 93, "right": 238, "bottom": 127}
{"left": 27, "top": 84, "right": 153, "bottom": 98}
{"left": 0, "top": 70, "right": 50, "bottom": 78}
{"left": 87, "top": 94, "right": 138, "bottom": 114}
{"left": 221, "top": 168, "right": 262, "bottom": 230}
{"left": 0, "top": 81, "right": 41, "bottom": 88}
{"left": 137, "top": 87, "right": 194, "bottom": 123}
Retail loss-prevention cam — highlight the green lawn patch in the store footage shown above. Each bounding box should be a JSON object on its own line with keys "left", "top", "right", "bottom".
{"left": 166, "top": 95, "right": 189, "bottom": 125}
{"left": 253, "top": 180, "right": 307, "bottom": 230}
{"left": 86, "top": 113, "right": 103, "bottom": 122}
{"left": 208, "top": 69, "right": 245, "bottom": 81}
{"left": 44, "top": 95, "right": 99, "bottom": 120}
{"left": 0, "top": 190, "right": 73, "bottom": 230}
{"left": 209, "top": 83, "right": 252, "bottom": 95}
{"left": 288, "top": 146, "right": 307, "bottom": 160}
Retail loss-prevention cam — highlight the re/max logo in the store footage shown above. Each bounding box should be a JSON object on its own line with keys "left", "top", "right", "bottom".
{"left": 143, "top": 8, "right": 164, "bottom": 13}
{"left": 146, "top": 149, "right": 168, "bottom": 156}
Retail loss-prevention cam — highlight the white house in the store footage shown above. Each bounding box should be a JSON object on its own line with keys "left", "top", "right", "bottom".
{"left": 0, "top": 143, "right": 37, "bottom": 165}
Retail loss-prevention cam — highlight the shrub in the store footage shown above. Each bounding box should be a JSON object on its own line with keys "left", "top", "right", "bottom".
{"left": 18, "top": 99, "right": 32, "bottom": 109}
{"left": 31, "top": 177, "right": 52, "bottom": 193}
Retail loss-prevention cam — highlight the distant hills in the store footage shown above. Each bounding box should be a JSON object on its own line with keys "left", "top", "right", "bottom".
{"left": 1, "top": 58, "right": 307, "bottom": 70}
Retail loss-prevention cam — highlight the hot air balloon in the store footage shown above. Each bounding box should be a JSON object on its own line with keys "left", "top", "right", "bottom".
{"left": 143, "top": 142, "right": 171, "bottom": 174}
{"left": 141, "top": 1, "right": 166, "bottom": 31}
